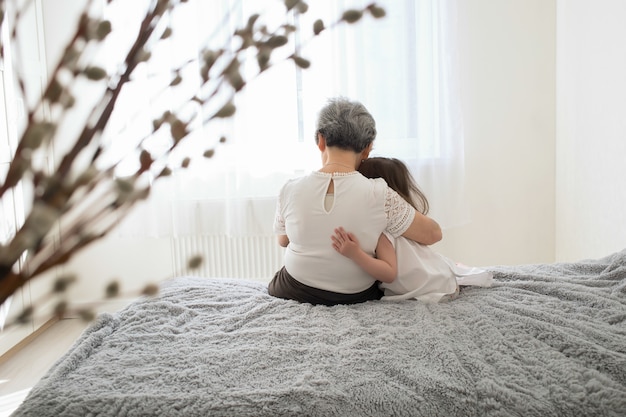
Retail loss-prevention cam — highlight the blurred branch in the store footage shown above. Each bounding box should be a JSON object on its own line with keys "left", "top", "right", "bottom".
{"left": 0, "top": 0, "right": 385, "bottom": 321}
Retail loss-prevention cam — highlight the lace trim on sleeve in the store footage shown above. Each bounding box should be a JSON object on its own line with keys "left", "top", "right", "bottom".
{"left": 385, "top": 187, "right": 415, "bottom": 237}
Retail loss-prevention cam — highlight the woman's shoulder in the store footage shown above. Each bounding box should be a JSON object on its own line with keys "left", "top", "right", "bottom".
{"left": 368, "top": 176, "right": 388, "bottom": 187}
{"left": 364, "top": 176, "right": 390, "bottom": 194}
{"left": 282, "top": 172, "right": 313, "bottom": 186}
{"left": 279, "top": 171, "right": 326, "bottom": 193}
{"left": 337, "top": 173, "right": 389, "bottom": 192}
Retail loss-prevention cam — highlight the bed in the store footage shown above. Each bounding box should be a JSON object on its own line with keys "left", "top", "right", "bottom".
{"left": 13, "top": 250, "right": 626, "bottom": 416}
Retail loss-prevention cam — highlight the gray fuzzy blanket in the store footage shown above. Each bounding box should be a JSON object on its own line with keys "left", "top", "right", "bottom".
{"left": 13, "top": 250, "right": 626, "bottom": 416}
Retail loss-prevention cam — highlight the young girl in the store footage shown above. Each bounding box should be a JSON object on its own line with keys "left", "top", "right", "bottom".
{"left": 331, "top": 157, "right": 493, "bottom": 303}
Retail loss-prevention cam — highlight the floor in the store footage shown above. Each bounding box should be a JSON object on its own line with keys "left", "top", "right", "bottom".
{"left": 0, "top": 319, "right": 92, "bottom": 416}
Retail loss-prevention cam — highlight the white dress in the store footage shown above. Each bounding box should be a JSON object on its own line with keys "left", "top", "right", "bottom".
{"left": 379, "top": 232, "right": 494, "bottom": 303}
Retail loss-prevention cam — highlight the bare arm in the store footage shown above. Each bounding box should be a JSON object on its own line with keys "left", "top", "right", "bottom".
{"left": 401, "top": 211, "right": 442, "bottom": 245}
{"left": 331, "top": 227, "right": 397, "bottom": 283}
{"left": 277, "top": 235, "right": 289, "bottom": 247}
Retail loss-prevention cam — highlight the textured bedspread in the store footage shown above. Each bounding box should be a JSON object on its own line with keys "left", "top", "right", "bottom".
{"left": 13, "top": 250, "right": 626, "bottom": 416}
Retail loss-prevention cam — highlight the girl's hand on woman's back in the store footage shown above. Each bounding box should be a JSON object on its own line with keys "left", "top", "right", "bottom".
{"left": 331, "top": 227, "right": 362, "bottom": 260}
{"left": 331, "top": 227, "right": 397, "bottom": 283}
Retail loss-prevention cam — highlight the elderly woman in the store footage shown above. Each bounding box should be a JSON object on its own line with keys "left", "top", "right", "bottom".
{"left": 268, "top": 97, "right": 442, "bottom": 306}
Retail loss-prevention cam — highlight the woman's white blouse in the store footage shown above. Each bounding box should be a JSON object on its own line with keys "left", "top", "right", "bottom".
{"left": 274, "top": 171, "right": 415, "bottom": 293}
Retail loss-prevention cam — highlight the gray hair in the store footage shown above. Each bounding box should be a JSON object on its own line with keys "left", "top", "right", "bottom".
{"left": 314, "top": 97, "right": 377, "bottom": 152}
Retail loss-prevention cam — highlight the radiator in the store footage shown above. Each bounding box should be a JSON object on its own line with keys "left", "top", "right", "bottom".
{"left": 172, "top": 236, "right": 285, "bottom": 282}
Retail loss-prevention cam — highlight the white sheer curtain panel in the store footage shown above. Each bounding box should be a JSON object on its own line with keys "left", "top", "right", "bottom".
{"left": 110, "top": 0, "right": 468, "bottom": 237}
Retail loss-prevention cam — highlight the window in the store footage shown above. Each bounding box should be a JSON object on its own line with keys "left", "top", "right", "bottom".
{"left": 35, "top": 0, "right": 467, "bottom": 237}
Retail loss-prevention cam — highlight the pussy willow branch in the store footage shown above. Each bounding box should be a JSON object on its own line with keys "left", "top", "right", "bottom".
{"left": 2, "top": 247, "right": 203, "bottom": 331}
{"left": 83, "top": 4, "right": 385, "bottom": 175}
{"left": 0, "top": 1, "right": 95, "bottom": 199}
{"left": 25, "top": 181, "right": 141, "bottom": 276}
{"left": 0, "top": 1, "right": 201, "bottom": 304}
{"left": 86, "top": 8, "right": 310, "bottom": 167}
{"left": 54, "top": 6, "right": 167, "bottom": 181}
{"left": 1, "top": 279, "right": 158, "bottom": 332}
{"left": 0, "top": 0, "right": 385, "bottom": 310}
{"left": 0, "top": 1, "right": 167, "bottom": 304}
{"left": 0, "top": 193, "right": 139, "bottom": 304}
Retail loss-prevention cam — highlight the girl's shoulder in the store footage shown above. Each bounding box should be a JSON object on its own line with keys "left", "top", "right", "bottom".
{"left": 279, "top": 171, "right": 329, "bottom": 194}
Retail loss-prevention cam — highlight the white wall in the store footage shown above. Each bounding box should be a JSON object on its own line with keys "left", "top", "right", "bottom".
{"left": 555, "top": 0, "right": 626, "bottom": 261}
{"left": 433, "top": 0, "right": 557, "bottom": 266}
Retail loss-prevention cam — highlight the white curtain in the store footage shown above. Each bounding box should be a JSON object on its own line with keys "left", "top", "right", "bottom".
{"left": 109, "top": 0, "right": 468, "bottom": 237}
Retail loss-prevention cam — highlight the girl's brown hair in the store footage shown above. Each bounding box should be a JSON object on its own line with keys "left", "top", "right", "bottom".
{"left": 358, "top": 157, "right": 430, "bottom": 215}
